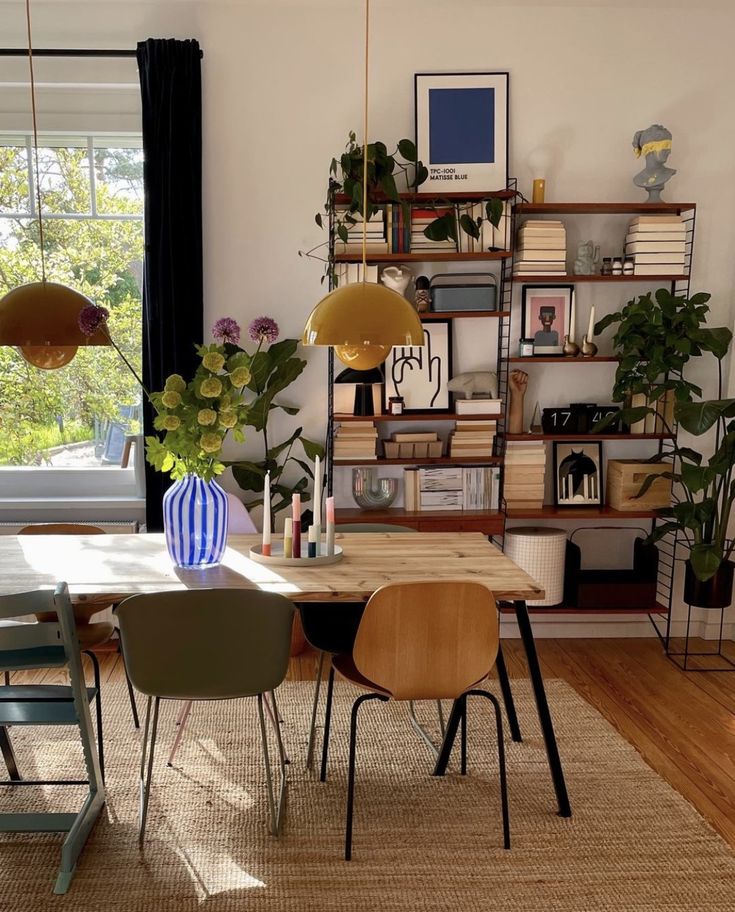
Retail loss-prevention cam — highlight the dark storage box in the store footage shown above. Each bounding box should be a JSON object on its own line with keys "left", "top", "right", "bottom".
{"left": 430, "top": 273, "right": 497, "bottom": 312}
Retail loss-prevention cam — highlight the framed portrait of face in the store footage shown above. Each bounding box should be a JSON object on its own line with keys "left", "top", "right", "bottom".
{"left": 553, "top": 440, "right": 603, "bottom": 507}
{"left": 415, "top": 72, "right": 509, "bottom": 195}
{"left": 388, "top": 319, "right": 452, "bottom": 413}
{"left": 521, "top": 285, "right": 574, "bottom": 356}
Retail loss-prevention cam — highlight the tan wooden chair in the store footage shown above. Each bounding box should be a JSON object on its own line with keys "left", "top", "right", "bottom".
{"left": 332, "top": 580, "right": 510, "bottom": 860}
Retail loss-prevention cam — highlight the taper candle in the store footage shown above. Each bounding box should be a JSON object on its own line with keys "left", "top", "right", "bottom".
{"left": 587, "top": 304, "right": 596, "bottom": 342}
{"left": 262, "top": 471, "right": 272, "bottom": 556}
{"left": 326, "top": 495, "right": 335, "bottom": 556}
{"left": 291, "top": 493, "right": 301, "bottom": 559}
{"left": 313, "top": 454, "right": 321, "bottom": 556}
{"left": 283, "top": 517, "right": 293, "bottom": 559}
{"left": 569, "top": 290, "right": 576, "bottom": 343}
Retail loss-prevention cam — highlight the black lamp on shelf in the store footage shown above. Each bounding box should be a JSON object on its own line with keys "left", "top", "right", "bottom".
{"left": 335, "top": 366, "right": 384, "bottom": 416}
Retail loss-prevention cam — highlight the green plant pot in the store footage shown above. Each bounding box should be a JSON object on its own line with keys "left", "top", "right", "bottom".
{"left": 683, "top": 559, "right": 734, "bottom": 609}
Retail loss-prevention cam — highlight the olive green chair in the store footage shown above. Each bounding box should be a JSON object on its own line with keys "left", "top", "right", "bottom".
{"left": 0, "top": 583, "right": 105, "bottom": 894}
{"left": 115, "top": 589, "right": 295, "bottom": 842}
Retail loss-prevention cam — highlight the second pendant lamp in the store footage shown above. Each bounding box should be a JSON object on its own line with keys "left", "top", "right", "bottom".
{"left": 302, "top": 0, "right": 424, "bottom": 370}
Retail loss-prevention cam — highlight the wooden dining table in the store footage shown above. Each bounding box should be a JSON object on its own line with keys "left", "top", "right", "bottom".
{"left": 0, "top": 531, "right": 571, "bottom": 817}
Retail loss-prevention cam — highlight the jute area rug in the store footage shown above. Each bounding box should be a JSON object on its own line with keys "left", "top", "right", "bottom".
{"left": 2, "top": 679, "right": 734, "bottom": 911}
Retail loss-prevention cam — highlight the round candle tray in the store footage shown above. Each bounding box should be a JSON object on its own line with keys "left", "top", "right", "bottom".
{"left": 249, "top": 543, "right": 343, "bottom": 567}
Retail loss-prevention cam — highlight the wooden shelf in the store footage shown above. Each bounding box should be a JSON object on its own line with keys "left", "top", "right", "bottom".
{"left": 334, "top": 413, "right": 503, "bottom": 422}
{"left": 506, "top": 433, "right": 673, "bottom": 442}
{"left": 335, "top": 189, "right": 516, "bottom": 204}
{"left": 505, "top": 504, "right": 660, "bottom": 519}
{"left": 499, "top": 603, "right": 668, "bottom": 616}
{"left": 512, "top": 273, "right": 688, "bottom": 284}
{"left": 507, "top": 355, "right": 618, "bottom": 364}
{"left": 514, "top": 202, "right": 695, "bottom": 215}
{"left": 334, "top": 456, "right": 502, "bottom": 467}
{"left": 336, "top": 507, "right": 505, "bottom": 534}
{"left": 421, "top": 310, "right": 509, "bottom": 320}
{"left": 335, "top": 251, "right": 512, "bottom": 263}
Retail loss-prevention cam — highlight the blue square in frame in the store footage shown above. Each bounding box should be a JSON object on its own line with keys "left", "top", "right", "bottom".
{"left": 428, "top": 87, "right": 495, "bottom": 164}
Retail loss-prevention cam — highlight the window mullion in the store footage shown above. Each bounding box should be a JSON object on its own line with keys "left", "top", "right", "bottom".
{"left": 87, "top": 136, "right": 97, "bottom": 217}
{"left": 25, "top": 135, "right": 36, "bottom": 217}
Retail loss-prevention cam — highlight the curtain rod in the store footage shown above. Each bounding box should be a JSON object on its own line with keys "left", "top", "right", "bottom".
{"left": 0, "top": 48, "right": 204, "bottom": 59}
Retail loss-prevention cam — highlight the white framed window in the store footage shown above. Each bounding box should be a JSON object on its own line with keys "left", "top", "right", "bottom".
{"left": 0, "top": 132, "right": 145, "bottom": 520}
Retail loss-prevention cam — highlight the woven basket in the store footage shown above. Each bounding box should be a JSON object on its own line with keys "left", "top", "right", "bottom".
{"left": 504, "top": 526, "right": 567, "bottom": 607}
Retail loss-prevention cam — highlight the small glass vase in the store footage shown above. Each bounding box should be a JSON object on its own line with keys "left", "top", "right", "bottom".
{"left": 162, "top": 474, "right": 229, "bottom": 568}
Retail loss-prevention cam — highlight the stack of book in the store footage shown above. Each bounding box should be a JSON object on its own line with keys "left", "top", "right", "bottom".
{"left": 383, "top": 431, "right": 443, "bottom": 459}
{"left": 333, "top": 421, "right": 378, "bottom": 462}
{"left": 513, "top": 220, "right": 567, "bottom": 276}
{"left": 334, "top": 262, "right": 379, "bottom": 285}
{"left": 449, "top": 420, "right": 496, "bottom": 458}
{"left": 627, "top": 389, "right": 674, "bottom": 434}
{"left": 624, "top": 215, "right": 687, "bottom": 275}
{"left": 403, "top": 466, "right": 498, "bottom": 512}
{"left": 456, "top": 200, "right": 512, "bottom": 253}
{"left": 335, "top": 207, "right": 388, "bottom": 256}
{"left": 409, "top": 206, "right": 457, "bottom": 254}
{"left": 503, "top": 440, "right": 546, "bottom": 510}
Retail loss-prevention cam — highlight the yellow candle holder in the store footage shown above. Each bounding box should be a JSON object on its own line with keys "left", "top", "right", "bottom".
{"left": 532, "top": 179, "right": 546, "bottom": 203}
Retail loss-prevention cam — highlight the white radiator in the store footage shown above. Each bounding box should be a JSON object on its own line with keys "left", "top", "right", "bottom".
{"left": 0, "top": 521, "right": 139, "bottom": 535}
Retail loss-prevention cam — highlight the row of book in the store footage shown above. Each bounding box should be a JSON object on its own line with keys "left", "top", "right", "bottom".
{"left": 628, "top": 389, "right": 674, "bottom": 434}
{"left": 513, "top": 220, "right": 566, "bottom": 276}
{"left": 334, "top": 202, "right": 511, "bottom": 256}
{"left": 624, "top": 214, "right": 687, "bottom": 275}
{"left": 503, "top": 440, "right": 546, "bottom": 510}
{"left": 333, "top": 421, "right": 377, "bottom": 461}
{"left": 383, "top": 431, "right": 443, "bottom": 460}
{"left": 404, "top": 466, "right": 500, "bottom": 512}
{"left": 448, "top": 420, "right": 496, "bottom": 457}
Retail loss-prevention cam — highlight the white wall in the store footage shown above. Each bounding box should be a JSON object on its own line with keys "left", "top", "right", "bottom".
{"left": 3, "top": 0, "right": 735, "bottom": 634}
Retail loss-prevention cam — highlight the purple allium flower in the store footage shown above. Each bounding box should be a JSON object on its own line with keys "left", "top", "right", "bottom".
{"left": 248, "top": 316, "right": 280, "bottom": 344}
{"left": 212, "top": 317, "right": 241, "bottom": 345}
{"left": 78, "top": 304, "right": 109, "bottom": 337}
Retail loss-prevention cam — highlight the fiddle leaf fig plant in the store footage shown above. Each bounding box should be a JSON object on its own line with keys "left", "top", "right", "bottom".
{"left": 594, "top": 289, "right": 735, "bottom": 581}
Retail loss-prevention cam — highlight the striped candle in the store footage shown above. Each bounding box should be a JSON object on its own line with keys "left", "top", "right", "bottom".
{"left": 163, "top": 474, "right": 229, "bottom": 568}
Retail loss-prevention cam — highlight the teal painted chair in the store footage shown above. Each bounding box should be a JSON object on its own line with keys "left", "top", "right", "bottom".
{"left": 0, "top": 583, "right": 105, "bottom": 894}
{"left": 116, "top": 589, "right": 295, "bottom": 843}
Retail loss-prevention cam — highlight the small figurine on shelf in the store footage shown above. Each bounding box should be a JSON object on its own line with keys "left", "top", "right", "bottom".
{"left": 530, "top": 401, "right": 543, "bottom": 434}
{"left": 413, "top": 275, "right": 431, "bottom": 313}
{"left": 573, "top": 241, "right": 600, "bottom": 276}
{"left": 632, "top": 124, "right": 676, "bottom": 202}
{"left": 508, "top": 369, "right": 528, "bottom": 434}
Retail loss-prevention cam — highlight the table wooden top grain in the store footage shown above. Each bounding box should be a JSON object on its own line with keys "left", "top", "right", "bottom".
{"left": 0, "top": 532, "right": 544, "bottom": 603}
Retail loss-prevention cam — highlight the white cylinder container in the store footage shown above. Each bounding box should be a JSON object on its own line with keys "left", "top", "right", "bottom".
{"left": 504, "top": 526, "right": 567, "bottom": 607}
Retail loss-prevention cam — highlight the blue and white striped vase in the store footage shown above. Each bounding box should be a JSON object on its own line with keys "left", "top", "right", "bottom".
{"left": 162, "top": 474, "right": 229, "bottom": 568}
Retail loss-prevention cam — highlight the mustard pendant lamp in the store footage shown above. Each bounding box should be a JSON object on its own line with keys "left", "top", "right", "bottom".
{"left": 302, "top": 0, "right": 424, "bottom": 370}
{"left": 0, "top": 0, "right": 106, "bottom": 369}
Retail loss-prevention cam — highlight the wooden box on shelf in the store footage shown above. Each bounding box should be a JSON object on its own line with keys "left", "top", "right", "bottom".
{"left": 383, "top": 440, "right": 443, "bottom": 459}
{"left": 606, "top": 459, "right": 672, "bottom": 512}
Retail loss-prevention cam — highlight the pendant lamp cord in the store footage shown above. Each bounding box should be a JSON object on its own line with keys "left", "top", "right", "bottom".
{"left": 25, "top": 0, "right": 46, "bottom": 283}
{"left": 361, "top": 0, "right": 369, "bottom": 285}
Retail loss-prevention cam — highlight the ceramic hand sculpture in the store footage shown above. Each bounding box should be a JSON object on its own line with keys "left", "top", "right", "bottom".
{"left": 447, "top": 370, "right": 498, "bottom": 399}
{"left": 380, "top": 265, "right": 412, "bottom": 298}
{"left": 508, "top": 369, "right": 528, "bottom": 434}
{"left": 632, "top": 124, "right": 676, "bottom": 202}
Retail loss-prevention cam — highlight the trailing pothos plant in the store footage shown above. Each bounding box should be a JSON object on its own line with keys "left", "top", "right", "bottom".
{"left": 302, "top": 133, "right": 506, "bottom": 282}
{"left": 225, "top": 317, "right": 325, "bottom": 522}
{"left": 594, "top": 289, "right": 734, "bottom": 581}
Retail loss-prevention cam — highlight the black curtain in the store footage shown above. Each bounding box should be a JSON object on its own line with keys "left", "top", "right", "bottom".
{"left": 137, "top": 38, "right": 203, "bottom": 530}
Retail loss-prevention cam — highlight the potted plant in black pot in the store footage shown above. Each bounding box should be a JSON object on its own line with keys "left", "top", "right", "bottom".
{"left": 595, "top": 288, "right": 734, "bottom": 608}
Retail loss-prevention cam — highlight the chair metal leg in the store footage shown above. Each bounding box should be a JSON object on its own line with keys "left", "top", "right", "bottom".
{"left": 460, "top": 695, "right": 468, "bottom": 776}
{"left": 495, "top": 643, "right": 522, "bottom": 742}
{"left": 467, "top": 689, "right": 510, "bottom": 850}
{"left": 345, "top": 693, "right": 389, "bottom": 861}
{"left": 139, "top": 696, "right": 160, "bottom": 846}
{"left": 267, "top": 689, "right": 289, "bottom": 769}
{"left": 432, "top": 699, "right": 465, "bottom": 776}
{"left": 83, "top": 650, "right": 105, "bottom": 784}
{"left": 436, "top": 700, "right": 446, "bottom": 737}
{"left": 118, "top": 642, "right": 140, "bottom": 729}
{"left": 305, "top": 651, "right": 325, "bottom": 770}
{"left": 408, "top": 701, "right": 440, "bottom": 759}
{"left": 167, "top": 701, "right": 193, "bottom": 767}
{"left": 319, "top": 665, "right": 335, "bottom": 783}
{"left": 257, "top": 692, "right": 287, "bottom": 836}
{"left": 0, "top": 726, "right": 20, "bottom": 781}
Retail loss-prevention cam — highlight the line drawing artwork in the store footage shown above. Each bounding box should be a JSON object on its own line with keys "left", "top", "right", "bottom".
{"left": 390, "top": 325, "right": 442, "bottom": 408}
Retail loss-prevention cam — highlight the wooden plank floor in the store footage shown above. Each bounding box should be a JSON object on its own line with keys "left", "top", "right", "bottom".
{"left": 8, "top": 638, "right": 735, "bottom": 849}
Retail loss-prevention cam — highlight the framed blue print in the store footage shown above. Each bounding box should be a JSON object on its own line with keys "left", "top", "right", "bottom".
{"left": 415, "top": 72, "right": 509, "bottom": 193}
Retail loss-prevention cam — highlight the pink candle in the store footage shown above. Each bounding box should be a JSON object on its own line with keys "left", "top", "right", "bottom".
{"left": 291, "top": 493, "right": 301, "bottom": 559}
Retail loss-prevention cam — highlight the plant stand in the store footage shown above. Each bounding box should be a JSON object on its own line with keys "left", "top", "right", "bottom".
{"left": 653, "top": 601, "right": 735, "bottom": 672}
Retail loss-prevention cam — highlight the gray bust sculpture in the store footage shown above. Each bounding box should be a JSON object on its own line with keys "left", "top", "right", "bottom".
{"left": 632, "top": 124, "right": 676, "bottom": 202}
